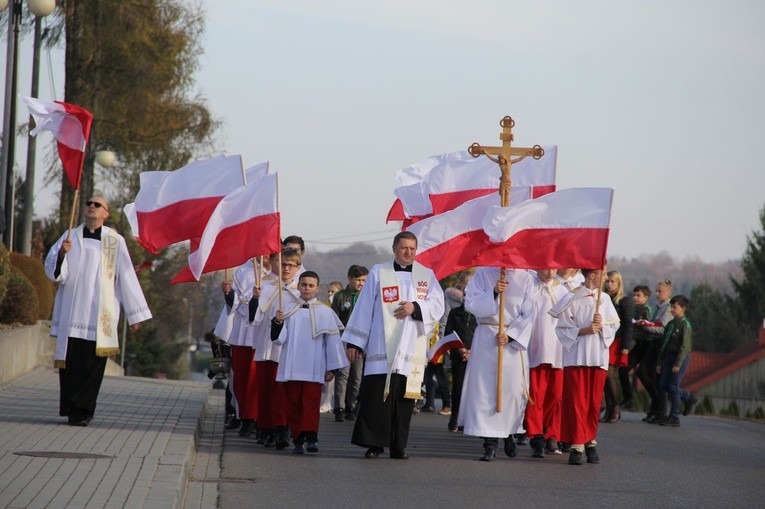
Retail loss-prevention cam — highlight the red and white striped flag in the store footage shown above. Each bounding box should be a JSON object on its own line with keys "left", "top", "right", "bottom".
{"left": 408, "top": 188, "right": 613, "bottom": 280}
{"left": 427, "top": 332, "right": 464, "bottom": 364}
{"left": 124, "top": 157, "right": 268, "bottom": 253}
{"left": 24, "top": 97, "right": 93, "bottom": 189}
{"left": 387, "top": 146, "right": 557, "bottom": 225}
{"left": 186, "top": 173, "right": 281, "bottom": 281}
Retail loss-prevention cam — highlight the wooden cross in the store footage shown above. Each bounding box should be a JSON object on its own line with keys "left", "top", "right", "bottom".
{"left": 467, "top": 116, "right": 543, "bottom": 413}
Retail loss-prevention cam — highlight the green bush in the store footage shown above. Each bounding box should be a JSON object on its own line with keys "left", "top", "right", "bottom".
{"left": 0, "top": 243, "right": 11, "bottom": 306}
{"left": 0, "top": 268, "right": 39, "bottom": 325}
{"left": 9, "top": 252, "right": 54, "bottom": 320}
{"left": 745, "top": 407, "right": 764, "bottom": 420}
{"left": 719, "top": 400, "right": 740, "bottom": 417}
{"left": 696, "top": 394, "right": 716, "bottom": 415}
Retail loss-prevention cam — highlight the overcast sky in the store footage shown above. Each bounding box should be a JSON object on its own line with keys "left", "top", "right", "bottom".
{"left": 18, "top": 0, "right": 765, "bottom": 262}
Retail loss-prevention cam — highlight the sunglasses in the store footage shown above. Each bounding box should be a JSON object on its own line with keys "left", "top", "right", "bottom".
{"left": 86, "top": 200, "right": 107, "bottom": 210}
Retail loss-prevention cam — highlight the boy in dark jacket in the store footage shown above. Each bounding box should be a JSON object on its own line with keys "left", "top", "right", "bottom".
{"left": 657, "top": 295, "right": 697, "bottom": 426}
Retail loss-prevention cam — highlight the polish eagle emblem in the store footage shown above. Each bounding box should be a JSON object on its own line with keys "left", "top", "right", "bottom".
{"left": 382, "top": 286, "right": 399, "bottom": 303}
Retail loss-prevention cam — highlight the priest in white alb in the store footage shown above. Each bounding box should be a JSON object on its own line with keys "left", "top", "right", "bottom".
{"left": 344, "top": 232, "right": 444, "bottom": 460}
{"left": 457, "top": 267, "right": 535, "bottom": 461}
{"left": 45, "top": 196, "right": 152, "bottom": 426}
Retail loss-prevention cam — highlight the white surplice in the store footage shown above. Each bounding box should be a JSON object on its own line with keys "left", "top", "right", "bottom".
{"left": 251, "top": 279, "right": 300, "bottom": 362}
{"left": 225, "top": 262, "right": 257, "bottom": 347}
{"left": 273, "top": 299, "right": 348, "bottom": 383}
{"left": 45, "top": 226, "right": 152, "bottom": 363}
{"left": 527, "top": 275, "right": 569, "bottom": 369}
{"left": 343, "top": 261, "right": 444, "bottom": 379}
{"left": 457, "top": 267, "right": 535, "bottom": 438}
{"left": 553, "top": 286, "right": 620, "bottom": 369}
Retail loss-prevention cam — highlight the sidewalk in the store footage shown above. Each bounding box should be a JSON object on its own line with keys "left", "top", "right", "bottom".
{"left": 0, "top": 366, "right": 222, "bottom": 509}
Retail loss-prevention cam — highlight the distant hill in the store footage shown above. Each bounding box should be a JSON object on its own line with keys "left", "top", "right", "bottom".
{"left": 304, "top": 243, "right": 743, "bottom": 303}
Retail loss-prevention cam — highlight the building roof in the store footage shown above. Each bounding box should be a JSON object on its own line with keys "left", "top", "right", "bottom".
{"left": 684, "top": 329, "right": 765, "bottom": 393}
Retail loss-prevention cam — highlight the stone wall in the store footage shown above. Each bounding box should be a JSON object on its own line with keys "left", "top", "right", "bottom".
{"left": 0, "top": 322, "right": 123, "bottom": 383}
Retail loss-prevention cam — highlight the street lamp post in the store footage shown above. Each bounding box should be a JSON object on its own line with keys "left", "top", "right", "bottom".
{"left": 20, "top": 1, "right": 55, "bottom": 254}
{"left": 0, "top": 0, "right": 55, "bottom": 250}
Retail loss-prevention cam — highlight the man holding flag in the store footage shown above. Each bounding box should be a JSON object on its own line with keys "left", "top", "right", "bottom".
{"left": 45, "top": 196, "right": 152, "bottom": 426}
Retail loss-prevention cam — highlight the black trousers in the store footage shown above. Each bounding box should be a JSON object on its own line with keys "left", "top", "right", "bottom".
{"left": 58, "top": 337, "right": 108, "bottom": 421}
{"left": 636, "top": 339, "right": 666, "bottom": 416}
{"left": 449, "top": 358, "right": 467, "bottom": 426}
{"left": 351, "top": 373, "right": 414, "bottom": 450}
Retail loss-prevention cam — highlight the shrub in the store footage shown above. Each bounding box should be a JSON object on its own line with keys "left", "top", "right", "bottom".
{"left": 696, "top": 394, "right": 716, "bottom": 415}
{"left": 0, "top": 242, "right": 11, "bottom": 306}
{"left": 0, "top": 268, "right": 39, "bottom": 325}
{"left": 9, "top": 252, "right": 55, "bottom": 320}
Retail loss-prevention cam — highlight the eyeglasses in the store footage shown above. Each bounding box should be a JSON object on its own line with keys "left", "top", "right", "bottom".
{"left": 86, "top": 200, "right": 107, "bottom": 210}
{"left": 281, "top": 263, "right": 300, "bottom": 269}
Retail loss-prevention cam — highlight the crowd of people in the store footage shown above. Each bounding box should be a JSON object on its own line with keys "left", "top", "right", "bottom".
{"left": 44, "top": 208, "right": 698, "bottom": 464}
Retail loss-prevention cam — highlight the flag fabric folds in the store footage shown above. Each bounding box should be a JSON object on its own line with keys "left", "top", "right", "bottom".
{"left": 24, "top": 97, "right": 93, "bottom": 189}
{"left": 427, "top": 332, "right": 464, "bottom": 364}
{"left": 387, "top": 146, "right": 557, "bottom": 223}
{"left": 408, "top": 188, "right": 613, "bottom": 280}
{"left": 184, "top": 173, "right": 281, "bottom": 282}
{"left": 126, "top": 157, "right": 268, "bottom": 254}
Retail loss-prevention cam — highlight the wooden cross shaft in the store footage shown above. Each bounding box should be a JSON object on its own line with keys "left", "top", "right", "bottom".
{"left": 467, "top": 116, "right": 543, "bottom": 412}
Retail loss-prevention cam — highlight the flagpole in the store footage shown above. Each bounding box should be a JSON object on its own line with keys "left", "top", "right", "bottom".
{"left": 277, "top": 250, "right": 283, "bottom": 312}
{"left": 252, "top": 256, "right": 260, "bottom": 287}
{"left": 66, "top": 154, "right": 87, "bottom": 242}
{"left": 593, "top": 228, "right": 611, "bottom": 320}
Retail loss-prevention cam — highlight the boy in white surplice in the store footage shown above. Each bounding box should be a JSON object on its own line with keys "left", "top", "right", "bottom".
{"left": 271, "top": 271, "right": 348, "bottom": 454}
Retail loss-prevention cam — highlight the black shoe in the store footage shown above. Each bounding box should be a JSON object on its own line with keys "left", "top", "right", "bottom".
{"left": 335, "top": 409, "right": 345, "bottom": 422}
{"left": 661, "top": 415, "right": 681, "bottom": 427}
{"left": 448, "top": 420, "right": 458, "bottom": 432}
{"left": 503, "top": 437, "right": 517, "bottom": 458}
{"left": 225, "top": 417, "right": 242, "bottom": 430}
{"left": 420, "top": 405, "right": 435, "bottom": 413}
{"left": 67, "top": 416, "right": 88, "bottom": 427}
{"left": 365, "top": 446, "right": 384, "bottom": 459}
{"left": 306, "top": 442, "right": 319, "bottom": 453}
{"left": 641, "top": 413, "right": 655, "bottom": 423}
{"left": 480, "top": 448, "right": 496, "bottom": 461}
{"left": 514, "top": 433, "right": 527, "bottom": 445}
{"left": 568, "top": 450, "right": 583, "bottom": 465}
{"left": 239, "top": 419, "right": 256, "bottom": 437}
{"left": 531, "top": 436, "right": 545, "bottom": 458}
{"left": 560, "top": 442, "right": 571, "bottom": 453}
{"left": 585, "top": 446, "right": 600, "bottom": 464}
{"left": 344, "top": 410, "right": 356, "bottom": 421}
{"left": 390, "top": 448, "right": 409, "bottom": 459}
{"left": 264, "top": 433, "right": 276, "bottom": 448}
{"left": 275, "top": 427, "right": 290, "bottom": 450}
{"left": 546, "top": 438, "right": 561, "bottom": 455}
{"left": 292, "top": 443, "right": 305, "bottom": 454}
{"left": 649, "top": 414, "right": 667, "bottom": 425}
{"left": 683, "top": 393, "right": 699, "bottom": 416}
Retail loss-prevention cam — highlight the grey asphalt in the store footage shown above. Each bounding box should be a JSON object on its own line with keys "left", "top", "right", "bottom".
{"left": 2, "top": 367, "right": 764, "bottom": 508}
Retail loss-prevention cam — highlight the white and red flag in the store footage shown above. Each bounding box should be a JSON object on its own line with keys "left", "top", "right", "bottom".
{"left": 24, "top": 97, "right": 93, "bottom": 189}
{"left": 169, "top": 169, "right": 273, "bottom": 284}
{"left": 386, "top": 146, "right": 557, "bottom": 226}
{"left": 124, "top": 157, "right": 268, "bottom": 254}
{"left": 182, "top": 173, "right": 281, "bottom": 282}
{"left": 427, "top": 332, "right": 464, "bottom": 364}
{"left": 408, "top": 188, "right": 613, "bottom": 280}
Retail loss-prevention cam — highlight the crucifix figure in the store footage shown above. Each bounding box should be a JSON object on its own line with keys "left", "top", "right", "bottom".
{"left": 467, "top": 116, "right": 543, "bottom": 413}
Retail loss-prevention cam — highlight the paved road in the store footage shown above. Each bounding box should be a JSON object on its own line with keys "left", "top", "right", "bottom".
{"left": 218, "top": 407, "right": 765, "bottom": 508}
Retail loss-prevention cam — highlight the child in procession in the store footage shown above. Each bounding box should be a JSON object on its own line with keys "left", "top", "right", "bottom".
{"left": 271, "top": 271, "right": 349, "bottom": 454}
